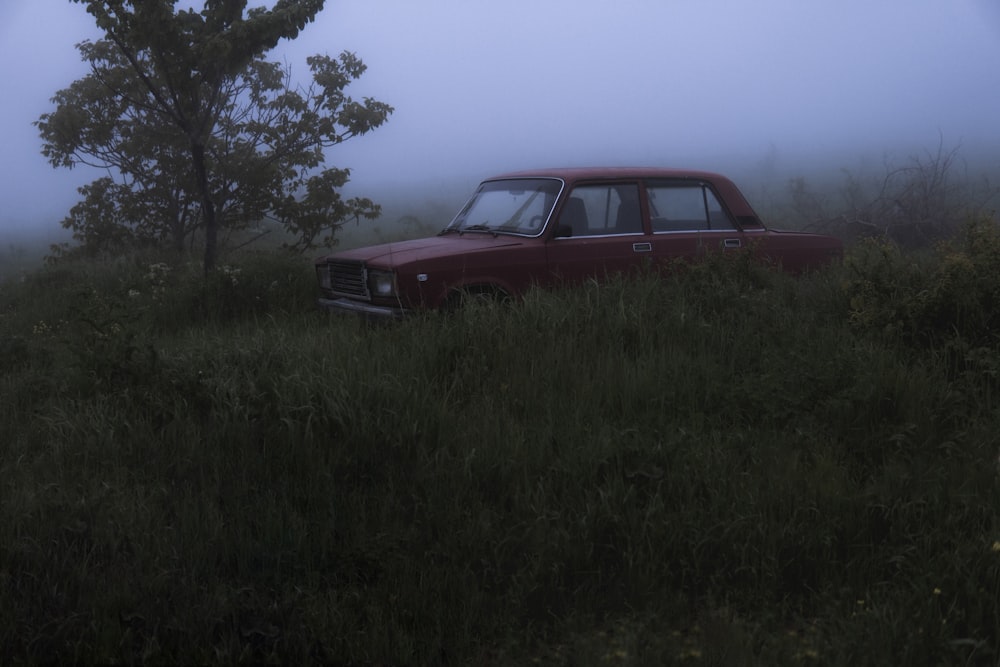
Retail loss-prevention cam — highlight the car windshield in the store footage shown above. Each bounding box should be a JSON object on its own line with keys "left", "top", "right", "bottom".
{"left": 446, "top": 178, "right": 562, "bottom": 236}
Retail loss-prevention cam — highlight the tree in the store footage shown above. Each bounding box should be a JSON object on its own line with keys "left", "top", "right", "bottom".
{"left": 786, "top": 139, "right": 999, "bottom": 248}
{"left": 37, "top": 0, "right": 392, "bottom": 270}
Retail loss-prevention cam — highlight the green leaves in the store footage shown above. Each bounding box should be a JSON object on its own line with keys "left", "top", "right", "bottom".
{"left": 843, "top": 218, "right": 1000, "bottom": 348}
{"left": 274, "top": 168, "right": 383, "bottom": 250}
{"left": 45, "top": 2, "right": 391, "bottom": 262}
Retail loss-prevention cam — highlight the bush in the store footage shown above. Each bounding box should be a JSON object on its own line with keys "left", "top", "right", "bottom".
{"left": 842, "top": 215, "right": 1000, "bottom": 348}
{"left": 151, "top": 251, "right": 317, "bottom": 328}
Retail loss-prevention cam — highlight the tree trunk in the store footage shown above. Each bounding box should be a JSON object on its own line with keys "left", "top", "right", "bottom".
{"left": 191, "top": 140, "right": 217, "bottom": 273}
{"left": 168, "top": 198, "right": 186, "bottom": 253}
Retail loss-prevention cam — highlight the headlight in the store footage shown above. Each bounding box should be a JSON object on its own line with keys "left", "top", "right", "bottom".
{"left": 316, "top": 265, "right": 331, "bottom": 290}
{"left": 367, "top": 269, "right": 397, "bottom": 297}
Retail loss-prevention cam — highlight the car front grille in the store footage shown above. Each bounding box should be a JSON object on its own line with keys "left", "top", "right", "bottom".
{"left": 322, "top": 260, "right": 369, "bottom": 299}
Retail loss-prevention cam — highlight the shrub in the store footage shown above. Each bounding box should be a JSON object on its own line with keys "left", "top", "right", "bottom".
{"left": 155, "top": 252, "right": 317, "bottom": 328}
{"left": 842, "top": 216, "right": 1000, "bottom": 348}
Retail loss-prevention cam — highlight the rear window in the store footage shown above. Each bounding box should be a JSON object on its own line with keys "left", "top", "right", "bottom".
{"left": 647, "top": 182, "right": 735, "bottom": 232}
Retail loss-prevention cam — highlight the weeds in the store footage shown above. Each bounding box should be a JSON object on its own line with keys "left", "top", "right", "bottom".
{"left": 1, "top": 242, "right": 999, "bottom": 664}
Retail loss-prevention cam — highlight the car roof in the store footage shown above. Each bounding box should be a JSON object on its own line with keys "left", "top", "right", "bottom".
{"left": 482, "top": 167, "right": 763, "bottom": 224}
{"left": 483, "top": 167, "right": 729, "bottom": 183}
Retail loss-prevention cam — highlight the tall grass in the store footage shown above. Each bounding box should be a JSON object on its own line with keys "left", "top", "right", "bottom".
{"left": 1, "top": 237, "right": 999, "bottom": 664}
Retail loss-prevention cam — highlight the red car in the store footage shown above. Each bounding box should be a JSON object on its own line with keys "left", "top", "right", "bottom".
{"left": 315, "top": 167, "right": 842, "bottom": 318}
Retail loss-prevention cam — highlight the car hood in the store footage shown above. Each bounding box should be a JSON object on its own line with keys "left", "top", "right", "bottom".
{"left": 323, "top": 234, "right": 527, "bottom": 267}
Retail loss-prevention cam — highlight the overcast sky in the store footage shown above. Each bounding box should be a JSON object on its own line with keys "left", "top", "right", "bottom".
{"left": 1, "top": 0, "right": 999, "bottom": 234}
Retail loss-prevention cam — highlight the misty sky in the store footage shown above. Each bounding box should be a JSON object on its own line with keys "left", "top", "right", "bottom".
{"left": 1, "top": 0, "right": 999, "bottom": 233}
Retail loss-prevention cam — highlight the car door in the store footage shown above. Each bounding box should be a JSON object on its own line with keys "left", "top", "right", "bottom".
{"left": 645, "top": 180, "right": 742, "bottom": 267}
{"left": 544, "top": 182, "right": 650, "bottom": 283}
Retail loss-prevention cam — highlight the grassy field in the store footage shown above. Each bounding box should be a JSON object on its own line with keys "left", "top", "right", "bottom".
{"left": 2, "top": 223, "right": 1000, "bottom": 664}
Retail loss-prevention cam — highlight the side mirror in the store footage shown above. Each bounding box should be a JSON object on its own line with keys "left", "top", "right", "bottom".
{"left": 554, "top": 224, "right": 573, "bottom": 238}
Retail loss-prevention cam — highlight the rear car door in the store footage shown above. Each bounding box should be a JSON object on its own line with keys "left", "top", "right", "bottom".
{"left": 645, "top": 180, "right": 742, "bottom": 267}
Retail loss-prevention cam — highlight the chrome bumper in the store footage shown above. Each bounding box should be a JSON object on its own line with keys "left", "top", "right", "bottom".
{"left": 317, "top": 297, "right": 410, "bottom": 319}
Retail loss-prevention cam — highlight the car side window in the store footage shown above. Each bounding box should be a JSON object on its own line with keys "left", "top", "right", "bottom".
{"left": 647, "top": 183, "right": 736, "bottom": 232}
{"left": 560, "top": 183, "right": 643, "bottom": 237}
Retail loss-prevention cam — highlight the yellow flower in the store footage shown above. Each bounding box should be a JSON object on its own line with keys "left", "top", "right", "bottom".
{"left": 933, "top": 588, "right": 942, "bottom": 595}
{"left": 991, "top": 541, "right": 1000, "bottom": 553}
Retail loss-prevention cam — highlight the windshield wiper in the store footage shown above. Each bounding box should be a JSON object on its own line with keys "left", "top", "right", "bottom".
{"left": 459, "top": 224, "right": 498, "bottom": 237}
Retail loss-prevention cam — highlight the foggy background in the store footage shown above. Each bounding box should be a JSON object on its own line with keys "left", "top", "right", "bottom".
{"left": 2, "top": 0, "right": 999, "bottom": 241}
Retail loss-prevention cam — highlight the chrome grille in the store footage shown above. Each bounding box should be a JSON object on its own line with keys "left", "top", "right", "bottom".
{"left": 323, "top": 260, "right": 368, "bottom": 299}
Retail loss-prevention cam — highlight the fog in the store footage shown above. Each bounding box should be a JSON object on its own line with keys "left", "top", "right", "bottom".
{"left": 2, "top": 0, "right": 999, "bottom": 238}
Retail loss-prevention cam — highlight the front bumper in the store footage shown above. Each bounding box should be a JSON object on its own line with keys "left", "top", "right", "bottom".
{"left": 317, "top": 297, "right": 410, "bottom": 320}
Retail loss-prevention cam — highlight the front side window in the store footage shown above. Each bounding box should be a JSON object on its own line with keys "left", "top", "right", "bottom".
{"left": 558, "top": 183, "right": 643, "bottom": 237}
{"left": 647, "top": 183, "right": 735, "bottom": 232}
{"left": 447, "top": 178, "right": 562, "bottom": 236}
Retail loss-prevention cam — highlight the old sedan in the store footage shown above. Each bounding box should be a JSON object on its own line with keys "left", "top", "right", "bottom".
{"left": 315, "top": 167, "right": 842, "bottom": 318}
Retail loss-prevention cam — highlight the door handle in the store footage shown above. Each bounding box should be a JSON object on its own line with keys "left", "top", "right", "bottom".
{"left": 723, "top": 238, "right": 741, "bottom": 249}
{"left": 632, "top": 242, "right": 652, "bottom": 253}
